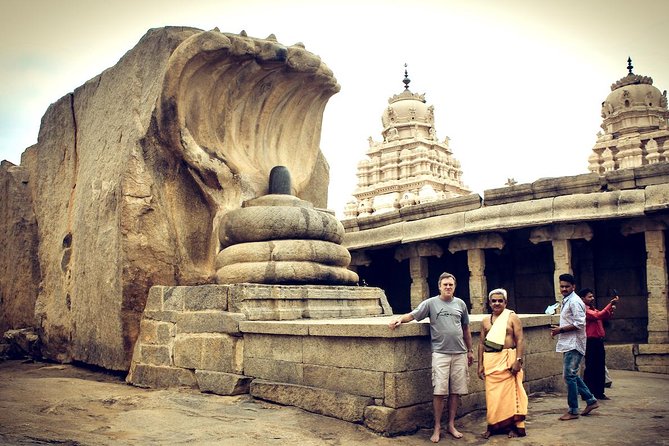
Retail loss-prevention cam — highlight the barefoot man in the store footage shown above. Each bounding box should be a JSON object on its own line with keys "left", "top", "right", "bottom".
{"left": 478, "top": 288, "right": 528, "bottom": 438}
{"left": 389, "top": 272, "right": 474, "bottom": 442}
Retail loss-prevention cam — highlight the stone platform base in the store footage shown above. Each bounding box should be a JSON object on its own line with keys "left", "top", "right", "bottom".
{"left": 636, "top": 344, "right": 669, "bottom": 374}
{"left": 605, "top": 343, "right": 669, "bottom": 374}
{"left": 127, "top": 283, "right": 392, "bottom": 394}
{"left": 127, "top": 285, "right": 563, "bottom": 436}
{"left": 605, "top": 343, "right": 637, "bottom": 370}
{"left": 242, "top": 315, "right": 563, "bottom": 434}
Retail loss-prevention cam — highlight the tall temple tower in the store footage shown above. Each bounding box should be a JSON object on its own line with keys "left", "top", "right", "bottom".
{"left": 343, "top": 67, "right": 470, "bottom": 218}
{"left": 588, "top": 58, "right": 669, "bottom": 173}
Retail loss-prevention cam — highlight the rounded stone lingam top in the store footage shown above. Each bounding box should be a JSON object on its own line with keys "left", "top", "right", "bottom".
{"left": 215, "top": 166, "right": 359, "bottom": 285}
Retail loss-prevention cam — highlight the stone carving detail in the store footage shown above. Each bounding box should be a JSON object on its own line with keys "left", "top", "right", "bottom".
{"left": 602, "top": 148, "right": 616, "bottom": 172}
{"left": 646, "top": 139, "right": 661, "bottom": 164}
{"left": 216, "top": 167, "right": 358, "bottom": 285}
{"left": 156, "top": 29, "right": 339, "bottom": 215}
{"left": 617, "top": 137, "right": 643, "bottom": 169}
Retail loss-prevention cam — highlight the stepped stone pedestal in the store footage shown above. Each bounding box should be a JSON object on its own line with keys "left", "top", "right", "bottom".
{"left": 127, "top": 283, "right": 392, "bottom": 395}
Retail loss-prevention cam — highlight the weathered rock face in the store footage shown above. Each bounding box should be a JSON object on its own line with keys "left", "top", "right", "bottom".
{"left": 1, "top": 26, "right": 339, "bottom": 370}
{"left": 0, "top": 161, "right": 40, "bottom": 334}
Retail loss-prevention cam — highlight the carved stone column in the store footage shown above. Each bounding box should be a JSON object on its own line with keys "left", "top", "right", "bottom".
{"left": 530, "top": 223, "right": 593, "bottom": 303}
{"left": 395, "top": 243, "right": 443, "bottom": 309}
{"left": 467, "top": 249, "right": 487, "bottom": 314}
{"left": 551, "top": 239, "right": 572, "bottom": 302}
{"left": 409, "top": 256, "right": 430, "bottom": 309}
{"left": 448, "top": 233, "right": 505, "bottom": 314}
{"left": 622, "top": 218, "right": 669, "bottom": 344}
{"left": 645, "top": 230, "right": 668, "bottom": 343}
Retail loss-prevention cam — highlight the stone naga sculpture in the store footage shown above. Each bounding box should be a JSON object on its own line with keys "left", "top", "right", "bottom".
{"left": 216, "top": 166, "right": 359, "bottom": 284}
{"left": 0, "top": 26, "right": 341, "bottom": 371}
{"left": 154, "top": 28, "right": 341, "bottom": 269}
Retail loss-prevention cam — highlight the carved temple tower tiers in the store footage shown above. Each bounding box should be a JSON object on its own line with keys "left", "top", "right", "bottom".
{"left": 344, "top": 68, "right": 470, "bottom": 218}
{"left": 588, "top": 58, "right": 669, "bottom": 173}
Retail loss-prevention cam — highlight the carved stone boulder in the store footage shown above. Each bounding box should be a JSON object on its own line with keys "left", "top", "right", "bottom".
{"left": 0, "top": 26, "right": 340, "bottom": 370}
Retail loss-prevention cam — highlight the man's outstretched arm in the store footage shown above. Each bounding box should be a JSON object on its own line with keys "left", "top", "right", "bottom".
{"left": 388, "top": 313, "right": 415, "bottom": 329}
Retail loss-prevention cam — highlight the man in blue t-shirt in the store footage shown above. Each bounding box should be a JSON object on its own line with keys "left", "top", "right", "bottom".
{"left": 389, "top": 272, "right": 474, "bottom": 442}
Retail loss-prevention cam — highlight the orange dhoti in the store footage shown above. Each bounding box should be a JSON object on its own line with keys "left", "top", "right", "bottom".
{"left": 483, "top": 348, "right": 528, "bottom": 436}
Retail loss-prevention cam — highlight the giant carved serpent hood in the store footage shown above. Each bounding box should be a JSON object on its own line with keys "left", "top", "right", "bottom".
{"left": 155, "top": 29, "right": 340, "bottom": 210}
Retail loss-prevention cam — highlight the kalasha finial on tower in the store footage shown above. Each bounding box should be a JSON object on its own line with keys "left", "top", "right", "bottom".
{"left": 627, "top": 57, "right": 634, "bottom": 75}
{"left": 403, "top": 63, "right": 411, "bottom": 90}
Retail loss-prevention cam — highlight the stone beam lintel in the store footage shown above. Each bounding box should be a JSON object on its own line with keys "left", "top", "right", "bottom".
{"left": 529, "top": 223, "right": 593, "bottom": 244}
{"left": 394, "top": 242, "right": 444, "bottom": 262}
{"left": 447, "top": 233, "right": 505, "bottom": 254}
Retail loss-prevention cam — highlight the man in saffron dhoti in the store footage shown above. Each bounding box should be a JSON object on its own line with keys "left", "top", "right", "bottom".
{"left": 477, "top": 288, "right": 528, "bottom": 438}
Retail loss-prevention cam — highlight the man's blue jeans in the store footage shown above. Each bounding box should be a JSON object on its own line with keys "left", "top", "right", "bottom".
{"left": 564, "top": 350, "right": 597, "bottom": 414}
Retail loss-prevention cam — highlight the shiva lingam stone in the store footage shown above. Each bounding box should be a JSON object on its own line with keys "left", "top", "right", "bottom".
{"left": 215, "top": 166, "right": 359, "bottom": 285}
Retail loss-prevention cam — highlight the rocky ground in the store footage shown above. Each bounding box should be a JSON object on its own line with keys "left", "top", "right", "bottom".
{"left": 0, "top": 359, "right": 667, "bottom": 445}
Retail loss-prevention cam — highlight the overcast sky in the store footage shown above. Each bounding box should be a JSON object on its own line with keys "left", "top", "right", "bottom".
{"left": 1, "top": 0, "right": 667, "bottom": 217}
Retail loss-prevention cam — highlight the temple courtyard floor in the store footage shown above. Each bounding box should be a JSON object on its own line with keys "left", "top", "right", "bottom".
{"left": 0, "top": 359, "right": 667, "bottom": 445}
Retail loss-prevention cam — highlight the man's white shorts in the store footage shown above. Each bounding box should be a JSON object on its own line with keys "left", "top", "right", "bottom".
{"left": 432, "top": 352, "right": 469, "bottom": 395}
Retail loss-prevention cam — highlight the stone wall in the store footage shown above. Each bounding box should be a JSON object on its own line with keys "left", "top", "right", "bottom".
{"left": 127, "top": 283, "right": 391, "bottom": 391}
{"left": 198, "top": 315, "right": 562, "bottom": 435}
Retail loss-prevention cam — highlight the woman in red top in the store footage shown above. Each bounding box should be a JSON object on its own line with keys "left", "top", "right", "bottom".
{"left": 578, "top": 288, "right": 619, "bottom": 400}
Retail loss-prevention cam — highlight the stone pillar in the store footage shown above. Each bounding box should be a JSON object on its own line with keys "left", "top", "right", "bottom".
{"left": 645, "top": 230, "right": 669, "bottom": 344}
{"left": 409, "top": 255, "right": 430, "bottom": 310}
{"left": 621, "top": 219, "right": 669, "bottom": 344}
{"left": 448, "top": 233, "right": 505, "bottom": 314}
{"left": 395, "top": 243, "right": 443, "bottom": 309}
{"left": 551, "top": 239, "right": 572, "bottom": 303}
{"left": 530, "top": 223, "right": 593, "bottom": 303}
{"left": 467, "top": 249, "right": 487, "bottom": 314}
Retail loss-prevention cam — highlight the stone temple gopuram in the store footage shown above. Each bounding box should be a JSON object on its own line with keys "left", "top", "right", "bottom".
{"left": 589, "top": 58, "right": 669, "bottom": 172}
{"left": 344, "top": 67, "right": 469, "bottom": 218}
{"left": 342, "top": 58, "right": 669, "bottom": 373}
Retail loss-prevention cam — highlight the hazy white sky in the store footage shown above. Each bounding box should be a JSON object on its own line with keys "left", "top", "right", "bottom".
{"left": 1, "top": 0, "right": 667, "bottom": 216}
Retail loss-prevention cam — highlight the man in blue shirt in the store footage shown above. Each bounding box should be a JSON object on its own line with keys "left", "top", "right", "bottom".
{"left": 550, "top": 273, "right": 599, "bottom": 420}
{"left": 389, "top": 272, "right": 474, "bottom": 442}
